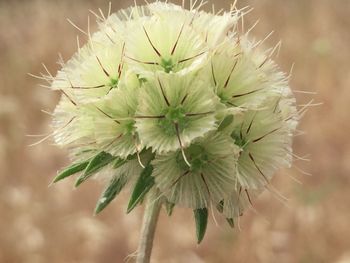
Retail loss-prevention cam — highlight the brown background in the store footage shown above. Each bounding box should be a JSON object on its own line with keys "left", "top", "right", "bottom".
{"left": 0, "top": 0, "right": 349, "bottom": 262}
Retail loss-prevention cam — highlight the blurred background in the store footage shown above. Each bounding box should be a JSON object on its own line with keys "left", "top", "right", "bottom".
{"left": 0, "top": 0, "right": 349, "bottom": 262}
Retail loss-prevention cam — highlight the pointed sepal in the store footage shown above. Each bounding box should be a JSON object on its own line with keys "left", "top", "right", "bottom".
{"left": 194, "top": 208, "right": 208, "bottom": 244}
{"left": 165, "top": 201, "right": 175, "bottom": 216}
{"left": 52, "top": 161, "right": 90, "bottom": 184}
{"left": 218, "top": 114, "right": 234, "bottom": 131}
{"left": 127, "top": 164, "right": 155, "bottom": 213}
{"left": 75, "top": 152, "right": 116, "bottom": 187}
{"left": 94, "top": 174, "right": 127, "bottom": 215}
{"left": 216, "top": 200, "right": 224, "bottom": 213}
{"left": 226, "top": 218, "right": 235, "bottom": 228}
{"left": 113, "top": 158, "right": 127, "bottom": 169}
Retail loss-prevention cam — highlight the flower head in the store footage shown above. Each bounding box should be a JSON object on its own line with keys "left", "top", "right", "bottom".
{"left": 46, "top": 1, "right": 299, "bottom": 243}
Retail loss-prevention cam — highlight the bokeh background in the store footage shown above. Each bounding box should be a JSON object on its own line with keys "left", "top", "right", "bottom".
{"left": 1, "top": 0, "right": 349, "bottom": 262}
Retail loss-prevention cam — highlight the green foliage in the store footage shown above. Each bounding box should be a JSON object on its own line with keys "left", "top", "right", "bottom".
{"left": 94, "top": 174, "right": 127, "bottom": 215}
{"left": 218, "top": 115, "right": 234, "bottom": 131}
{"left": 75, "top": 152, "right": 116, "bottom": 187}
{"left": 113, "top": 158, "right": 128, "bottom": 169}
{"left": 127, "top": 164, "right": 155, "bottom": 213}
{"left": 194, "top": 208, "right": 208, "bottom": 244}
{"left": 52, "top": 161, "right": 90, "bottom": 184}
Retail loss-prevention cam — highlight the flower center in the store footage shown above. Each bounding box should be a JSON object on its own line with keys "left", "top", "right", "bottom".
{"left": 158, "top": 106, "right": 188, "bottom": 136}
{"left": 218, "top": 92, "right": 235, "bottom": 106}
{"left": 109, "top": 77, "right": 119, "bottom": 89}
{"left": 160, "top": 58, "right": 175, "bottom": 73}
{"left": 166, "top": 106, "right": 186, "bottom": 122}
{"left": 231, "top": 130, "right": 247, "bottom": 148}
{"left": 125, "top": 120, "right": 136, "bottom": 135}
{"left": 176, "top": 144, "right": 209, "bottom": 173}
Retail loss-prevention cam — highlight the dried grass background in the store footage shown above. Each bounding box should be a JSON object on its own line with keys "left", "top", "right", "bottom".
{"left": 0, "top": 0, "right": 349, "bottom": 262}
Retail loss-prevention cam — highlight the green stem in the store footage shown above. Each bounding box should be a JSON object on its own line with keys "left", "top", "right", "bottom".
{"left": 136, "top": 191, "right": 162, "bottom": 263}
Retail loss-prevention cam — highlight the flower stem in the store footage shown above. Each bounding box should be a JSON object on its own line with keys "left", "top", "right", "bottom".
{"left": 136, "top": 191, "right": 162, "bottom": 263}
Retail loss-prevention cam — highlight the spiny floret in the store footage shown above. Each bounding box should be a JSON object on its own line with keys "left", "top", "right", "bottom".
{"left": 85, "top": 78, "right": 141, "bottom": 158}
{"left": 135, "top": 73, "right": 218, "bottom": 153}
{"left": 125, "top": 13, "right": 208, "bottom": 75}
{"left": 152, "top": 132, "right": 240, "bottom": 209}
{"left": 222, "top": 96, "right": 295, "bottom": 190}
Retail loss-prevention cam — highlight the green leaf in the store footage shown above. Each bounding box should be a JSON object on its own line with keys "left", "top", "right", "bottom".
{"left": 94, "top": 174, "right": 127, "bottom": 215}
{"left": 75, "top": 152, "right": 116, "bottom": 187}
{"left": 218, "top": 115, "right": 234, "bottom": 131}
{"left": 52, "top": 161, "right": 90, "bottom": 184}
{"left": 127, "top": 164, "right": 154, "bottom": 213}
{"left": 226, "top": 218, "right": 235, "bottom": 228}
{"left": 165, "top": 201, "right": 175, "bottom": 216}
{"left": 194, "top": 208, "right": 208, "bottom": 244}
{"left": 112, "top": 152, "right": 141, "bottom": 169}
{"left": 113, "top": 158, "right": 127, "bottom": 169}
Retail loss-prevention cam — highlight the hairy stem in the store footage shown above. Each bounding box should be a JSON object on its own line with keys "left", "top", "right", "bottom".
{"left": 136, "top": 191, "right": 162, "bottom": 263}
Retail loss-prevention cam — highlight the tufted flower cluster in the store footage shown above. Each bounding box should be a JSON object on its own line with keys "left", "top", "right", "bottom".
{"left": 49, "top": 1, "right": 299, "bottom": 242}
